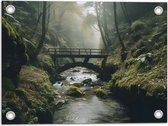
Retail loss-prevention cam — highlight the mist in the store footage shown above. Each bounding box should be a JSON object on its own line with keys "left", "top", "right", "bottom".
{"left": 48, "top": 2, "right": 102, "bottom": 49}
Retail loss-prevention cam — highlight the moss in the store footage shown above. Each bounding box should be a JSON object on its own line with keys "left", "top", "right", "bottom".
{"left": 62, "top": 82, "right": 69, "bottom": 86}
{"left": 2, "top": 66, "right": 57, "bottom": 124}
{"left": 55, "top": 100, "right": 67, "bottom": 108}
{"left": 125, "top": 58, "right": 135, "bottom": 68}
{"left": 145, "top": 84, "right": 166, "bottom": 100}
{"left": 2, "top": 16, "right": 27, "bottom": 89}
{"left": 73, "top": 83, "right": 81, "bottom": 87}
{"left": 66, "top": 86, "right": 84, "bottom": 97}
{"left": 131, "top": 20, "right": 146, "bottom": 31}
{"left": 104, "top": 8, "right": 167, "bottom": 102}
{"left": 94, "top": 88, "right": 108, "bottom": 98}
{"left": 2, "top": 17, "right": 18, "bottom": 39}
{"left": 15, "top": 88, "right": 29, "bottom": 103}
{"left": 2, "top": 93, "right": 28, "bottom": 124}
{"left": 111, "top": 44, "right": 166, "bottom": 99}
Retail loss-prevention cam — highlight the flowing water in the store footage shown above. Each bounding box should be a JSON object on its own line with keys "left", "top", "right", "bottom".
{"left": 53, "top": 67, "right": 131, "bottom": 124}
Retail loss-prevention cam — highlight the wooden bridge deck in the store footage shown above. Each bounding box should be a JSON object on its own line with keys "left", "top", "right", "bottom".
{"left": 47, "top": 48, "right": 111, "bottom": 58}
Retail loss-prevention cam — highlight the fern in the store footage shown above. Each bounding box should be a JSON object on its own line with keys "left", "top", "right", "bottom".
{"left": 2, "top": 17, "right": 18, "bottom": 39}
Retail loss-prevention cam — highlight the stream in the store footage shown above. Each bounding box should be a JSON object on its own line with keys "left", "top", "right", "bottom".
{"left": 53, "top": 67, "right": 131, "bottom": 123}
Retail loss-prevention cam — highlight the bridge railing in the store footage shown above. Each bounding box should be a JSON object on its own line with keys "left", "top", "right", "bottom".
{"left": 47, "top": 48, "right": 111, "bottom": 56}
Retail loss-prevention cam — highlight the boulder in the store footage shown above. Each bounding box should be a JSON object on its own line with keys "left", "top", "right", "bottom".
{"left": 82, "top": 78, "right": 92, "bottom": 84}
{"left": 66, "top": 86, "right": 84, "bottom": 97}
{"left": 73, "top": 83, "right": 81, "bottom": 87}
{"left": 94, "top": 88, "right": 108, "bottom": 98}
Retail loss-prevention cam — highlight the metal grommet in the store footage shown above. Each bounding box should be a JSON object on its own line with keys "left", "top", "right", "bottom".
{"left": 154, "top": 6, "right": 163, "bottom": 15}
{"left": 154, "top": 110, "right": 163, "bottom": 119}
{"left": 6, "top": 5, "right": 15, "bottom": 14}
{"left": 6, "top": 111, "right": 16, "bottom": 120}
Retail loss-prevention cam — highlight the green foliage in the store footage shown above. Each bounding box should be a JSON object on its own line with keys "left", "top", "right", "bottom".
{"left": 109, "top": 10, "right": 167, "bottom": 101}
{"left": 2, "top": 66, "right": 57, "bottom": 124}
{"left": 131, "top": 20, "right": 146, "bottom": 31}
{"left": 2, "top": 17, "right": 18, "bottom": 39}
{"left": 66, "top": 86, "right": 84, "bottom": 97}
{"left": 2, "top": 15, "right": 28, "bottom": 89}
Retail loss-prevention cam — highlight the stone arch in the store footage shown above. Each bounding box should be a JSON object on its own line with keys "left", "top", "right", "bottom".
{"left": 56, "top": 62, "right": 103, "bottom": 74}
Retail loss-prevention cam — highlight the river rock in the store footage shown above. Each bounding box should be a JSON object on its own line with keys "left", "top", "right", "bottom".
{"left": 53, "top": 82, "right": 67, "bottom": 94}
{"left": 66, "top": 86, "right": 84, "bottom": 97}
{"left": 82, "top": 78, "right": 92, "bottom": 84}
{"left": 72, "top": 69, "right": 80, "bottom": 72}
{"left": 73, "top": 83, "right": 81, "bottom": 87}
{"left": 94, "top": 88, "right": 108, "bottom": 98}
{"left": 56, "top": 100, "right": 66, "bottom": 108}
{"left": 70, "top": 77, "right": 75, "bottom": 81}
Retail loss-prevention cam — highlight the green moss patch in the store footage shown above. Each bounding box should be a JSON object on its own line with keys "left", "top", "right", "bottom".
{"left": 94, "top": 88, "right": 108, "bottom": 98}
{"left": 66, "top": 86, "right": 84, "bottom": 97}
{"left": 2, "top": 66, "right": 57, "bottom": 124}
{"left": 109, "top": 11, "right": 167, "bottom": 101}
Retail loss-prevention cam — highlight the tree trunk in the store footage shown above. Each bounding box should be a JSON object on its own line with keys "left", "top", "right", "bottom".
{"left": 34, "top": 2, "right": 47, "bottom": 59}
{"left": 95, "top": 2, "right": 108, "bottom": 49}
{"left": 113, "top": 2, "right": 126, "bottom": 50}
{"left": 102, "top": 3, "right": 111, "bottom": 46}
{"left": 30, "top": 12, "right": 42, "bottom": 39}
{"left": 120, "top": 3, "right": 131, "bottom": 25}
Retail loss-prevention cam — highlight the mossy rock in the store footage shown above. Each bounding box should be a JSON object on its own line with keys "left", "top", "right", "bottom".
{"left": 82, "top": 78, "right": 92, "bottom": 84}
{"left": 62, "top": 82, "right": 69, "bottom": 86}
{"left": 2, "top": 66, "right": 57, "bottom": 124}
{"left": 94, "top": 88, "right": 108, "bottom": 98}
{"left": 73, "top": 83, "right": 81, "bottom": 87}
{"left": 66, "top": 86, "right": 84, "bottom": 97}
{"left": 135, "top": 53, "right": 153, "bottom": 70}
{"left": 56, "top": 100, "right": 66, "bottom": 108}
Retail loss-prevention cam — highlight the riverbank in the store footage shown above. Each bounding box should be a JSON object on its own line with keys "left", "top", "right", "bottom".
{"left": 2, "top": 66, "right": 58, "bottom": 124}
{"left": 104, "top": 10, "right": 167, "bottom": 122}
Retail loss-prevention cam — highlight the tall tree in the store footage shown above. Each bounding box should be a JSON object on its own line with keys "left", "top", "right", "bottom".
{"left": 120, "top": 3, "right": 131, "bottom": 25}
{"left": 113, "top": 2, "right": 126, "bottom": 50}
{"left": 34, "top": 2, "right": 47, "bottom": 59}
{"left": 102, "top": 3, "right": 111, "bottom": 46}
{"left": 95, "top": 2, "right": 108, "bottom": 49}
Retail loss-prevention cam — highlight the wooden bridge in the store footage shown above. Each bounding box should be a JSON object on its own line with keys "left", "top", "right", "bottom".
{"left": 46, "top": 48, "right": 113, "bottom": 80}
{"left": 46, "top": 48, "right": 111, "bottom": 58}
